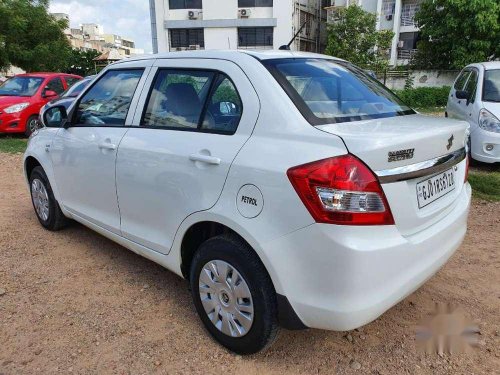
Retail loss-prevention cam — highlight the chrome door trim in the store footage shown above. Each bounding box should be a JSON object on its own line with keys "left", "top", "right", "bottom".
{"left": 376, "top": 147, "right": 466, "bottom": 184}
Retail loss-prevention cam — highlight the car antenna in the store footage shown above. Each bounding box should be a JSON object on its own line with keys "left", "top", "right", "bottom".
{"left": 279, "top": 22, "right": 306, "bottom": 50}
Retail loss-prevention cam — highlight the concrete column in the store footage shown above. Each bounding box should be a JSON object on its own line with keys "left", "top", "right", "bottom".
{"left": 375, "top": 0, "right": 383, "bottom": 30}
{"left": 390, "top": 0, "right": 402, "bottom": 66}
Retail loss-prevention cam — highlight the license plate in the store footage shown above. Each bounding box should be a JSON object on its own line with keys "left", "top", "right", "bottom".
{"left": 416, "top": 168, "right": 456, "bottom": 209}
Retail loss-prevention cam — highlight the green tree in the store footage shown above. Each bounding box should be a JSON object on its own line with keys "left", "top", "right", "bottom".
{"left": 414, "top": 0, "right": 500, "bottom": 69}
{"left": 64, "top": 49, "right": 100, "bottom": 76}
{"left": 0, "top": 0, "right": 72, "bottom": 72}
{"left": 325, "top": 5, "right": 394, "bottom": 71}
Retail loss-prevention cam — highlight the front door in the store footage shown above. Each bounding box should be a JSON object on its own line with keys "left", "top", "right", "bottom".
{"left": 448, "top": 69, "right": 472, "bottom": 120}
{"left": 116, "top": 59, "right": 260, "bottom": 254}
{"left": 50, "top": 66, "right": 147, "bottom": 234}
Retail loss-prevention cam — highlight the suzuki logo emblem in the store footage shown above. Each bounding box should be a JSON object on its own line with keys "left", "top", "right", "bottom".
{"left": 447, "top": 135, "right": 454, "bottom": 150}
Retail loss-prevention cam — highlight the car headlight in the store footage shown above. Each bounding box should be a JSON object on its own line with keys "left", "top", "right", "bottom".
{"left": 479, "top": 109, "right": 500, "bottom": 133}
{"left": 4, "top": 102, "right": 30, "bottom": 113}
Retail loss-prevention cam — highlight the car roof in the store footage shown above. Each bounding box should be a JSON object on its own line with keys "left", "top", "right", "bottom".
{"left": 14, "top": 72, "right": 81, "bottom": 78}
{"left": 481, "top": 61, "right": 500, "bottom": 70}
{"left": 113, "top": 49, "right": 343, "bottom": 65}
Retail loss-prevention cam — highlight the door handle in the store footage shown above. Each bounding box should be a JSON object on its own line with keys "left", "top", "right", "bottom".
{"left": 189, "top": 153, "right": 221, "bottom": 165}
{"left": 98, "top": 142, "right": 117, "bottom": 150}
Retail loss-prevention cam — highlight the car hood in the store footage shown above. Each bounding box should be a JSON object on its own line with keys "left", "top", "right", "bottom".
{"left": 0, "top": 95, "right": 32, "bottom": 109}
{"left": 483, "top": 101, "right": 500, "bottom": 117}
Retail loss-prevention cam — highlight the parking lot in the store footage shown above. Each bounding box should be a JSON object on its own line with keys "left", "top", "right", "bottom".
{"left": 0, "top": 151, "right": 499, "bottom": 374}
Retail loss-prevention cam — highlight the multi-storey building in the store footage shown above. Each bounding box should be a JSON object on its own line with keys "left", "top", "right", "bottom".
{"left": 149, "top": 0, "right": 329, "bottom": 53}
{"left": 326, "top": 0, "right": 422, "bottom": 66}
{"left": 50, "top": 15, "right": 145, "bottom": 57}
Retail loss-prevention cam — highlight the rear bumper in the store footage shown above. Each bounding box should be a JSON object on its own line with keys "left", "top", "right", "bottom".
{"left": 470, "top": 127, "right": 500, "bottom": 163}
{"left": 263, "top": 183, "right": 471, "bottom": 331}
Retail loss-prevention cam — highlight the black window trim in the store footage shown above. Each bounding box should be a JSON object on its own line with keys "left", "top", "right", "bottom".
{"left": 463, "top": 67, "right": 479, "bottom": 105}
{"left": 138, "top": 67, "right": 243, "bottom": 136}
{"left": 69, "top": 67, "right": 146, "bottom": 128}
{"left": 481, "top": 68, "right": 500, "bottom": 103}
{"left": 261, "top": 58, "right": 415, "bottom": 126}
{"left": 454, "top": 69, "right": 472, "bottom": 91}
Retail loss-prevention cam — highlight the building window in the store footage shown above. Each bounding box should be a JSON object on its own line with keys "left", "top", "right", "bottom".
{"left": 169, "top": 0, "right": 202, "bottom": 10}
{"left": 400, "top": 0, "right": 421, "bottom": 27}
{"left": 238, "top": 27, "right": 273, "bottom": 49}
{"left": 169, "top": 29, "right": 204, "bottom": 50}
{"left": 238, "top": 0, "right": 273, "bottom": 7}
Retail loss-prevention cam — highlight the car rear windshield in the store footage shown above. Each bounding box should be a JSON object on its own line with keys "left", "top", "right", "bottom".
{"left": 483, "top": 69, "right": 500, "bottom": 103}
{"left": 262, "top": 58, "right": 414, "bottom": 125}
{"left": 0, "top": 76, "right": 45, "bottom": 97}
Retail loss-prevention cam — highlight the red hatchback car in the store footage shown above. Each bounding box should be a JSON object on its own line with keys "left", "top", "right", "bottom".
{"left": 0, "top": 73, "right": 82, "bottom": 136}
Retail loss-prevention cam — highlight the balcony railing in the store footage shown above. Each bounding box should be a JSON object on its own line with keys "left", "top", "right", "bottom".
{"left": 400, "top": 0, "right": 421, "bottom": 27}
{"left": 397, "top": 48, "right": 418, "bottom": 60}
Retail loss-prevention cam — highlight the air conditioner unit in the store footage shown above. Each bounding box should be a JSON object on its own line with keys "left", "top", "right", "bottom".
{"left": 239, "top": 8, "right": 251, "bottom": 18}
{"left": 397, "top": 41, "right": 404, "bottom": 48}
{"left": 385, "top": 14, "right": 393, "bottom": 21}
{"left": 188, "top": 10, "right": 202, "bottom": 20}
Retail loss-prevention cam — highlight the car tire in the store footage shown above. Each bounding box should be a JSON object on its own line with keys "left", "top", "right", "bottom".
{"left": 24, "top": 115, "right": 39, "bottom": 137}
{"left": 29, "top": 166, "right": 68, "bottom": 231}
{"left": 190, "top": 234, "right": 280, "bottom": 354}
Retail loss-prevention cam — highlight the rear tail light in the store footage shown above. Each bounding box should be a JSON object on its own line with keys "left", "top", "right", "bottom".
{"left": 287, "top": 154, "right": 394, "bottom": 225}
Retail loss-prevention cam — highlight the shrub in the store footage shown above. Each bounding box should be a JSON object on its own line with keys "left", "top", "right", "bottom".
{"left": 394, "top": 86, "right": 450, "bottom": 109}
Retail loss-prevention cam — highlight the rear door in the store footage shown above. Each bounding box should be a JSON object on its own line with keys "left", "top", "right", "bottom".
{"left": 116, "top": 58, "right": 259, "bottom": 254}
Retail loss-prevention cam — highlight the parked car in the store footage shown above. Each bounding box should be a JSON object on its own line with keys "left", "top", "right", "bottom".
{"left": 41, "top": 75, "right": 96, "bottom": 114}
{"left": 25, "top": 51, "right": 471, "bottom": 354}
{"left": 0, "top": 73, "right": 82, "bottom": 136}
{"left": 446, "top": 62, "right": 500, "bottom": 163}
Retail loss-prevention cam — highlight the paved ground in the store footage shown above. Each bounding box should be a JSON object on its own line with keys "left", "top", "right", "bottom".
{"left": 0, "top": 152, "right": 499, "bottom": 375}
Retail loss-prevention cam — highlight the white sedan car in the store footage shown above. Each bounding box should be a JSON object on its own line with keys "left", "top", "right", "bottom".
{"left": 447, "top": 61, "right": 500, "bottom": 163}
{"left": 24, "top": 51, "right": 471, "bottom": 354}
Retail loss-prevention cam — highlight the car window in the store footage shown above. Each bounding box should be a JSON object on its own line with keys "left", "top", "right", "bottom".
{"left": 142, "top": 70, "right": 214, "bottom": 129}
{"left": 463, "top": 70, "right": 478, "bottom": 103}
{"left": 483, "top": 69, "right": 500, "bottom": 103}
{"left": 201, "top": 75, "right": 242, "bottom": 133}
{"left": 45, "top": 78, "right": 65, "bottom": 95}
{"left": 62, "top": 78, "right": 92, "bottom": 98}
{"left": 65, "top": 77, "right": 81, "bottom": 88}
{"left": 454, "top": 70, "right": 471, "bottom": 91}
{"left": 0, "top": 76, "right": 44, "bottom": 97}
{"left": 263, "top": 58, "right": 414, "bottom": 125}
{"left": 75, "top": 69, "right": 143, "bottom": 126}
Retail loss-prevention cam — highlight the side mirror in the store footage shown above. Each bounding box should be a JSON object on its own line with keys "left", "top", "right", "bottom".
{"left": 455, "top": 90, "right": 469, "bottom": 100}
{"left": 42, "top": 105, "right": 69, "bottom": 128}
{"left": 43, "top": 89, "right": 58, "bottom": 98}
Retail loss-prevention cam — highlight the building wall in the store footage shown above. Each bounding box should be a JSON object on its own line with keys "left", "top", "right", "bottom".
{"left": 381, "top": 70, "right": 459, "bottom": 90}
{"left": 152, "top": 0, "right": 313, "bottom": 53}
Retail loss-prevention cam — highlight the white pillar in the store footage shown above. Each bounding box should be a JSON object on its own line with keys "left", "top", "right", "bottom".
{"left": 390, "top": 0, "right": 402, "bottom": 66}
{"left": 375, "top": 0, "right": 383, "bottom": 30}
